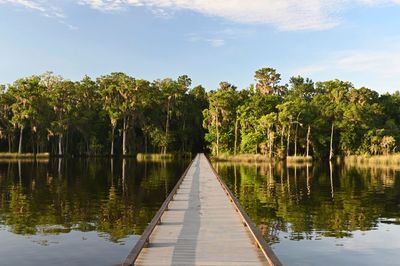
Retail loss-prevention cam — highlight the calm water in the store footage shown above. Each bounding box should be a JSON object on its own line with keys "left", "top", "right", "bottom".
{"left": 213, "top": 161, "right": 400, "bottom": 266}
{"left": 0, "top": 158, "right": 189, "bottom": 265}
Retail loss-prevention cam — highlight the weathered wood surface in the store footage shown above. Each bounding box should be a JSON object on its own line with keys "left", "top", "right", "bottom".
{"left": 124, "top": 153, "right": 280, "bottom": 266}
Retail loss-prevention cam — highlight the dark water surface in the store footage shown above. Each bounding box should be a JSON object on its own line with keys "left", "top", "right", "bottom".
{"left": 0, "top": 158, "right": 189, "bottom": 266}
{"left": 213, "top": 161, "right": 400, "bottom": 266}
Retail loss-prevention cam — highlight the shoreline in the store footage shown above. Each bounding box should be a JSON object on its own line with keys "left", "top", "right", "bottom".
{"left": 211, "top": 154, "right": 400, "bottom": 166}
{"left": 211, "top": 154, "right": 313, "bottom": 163}
{"left": 0, "top": 152, "right": 50, "bottom": 159}
{"left": 136, "top": 152, "right": 192, "bottom": 161}
{"left": 342, "top": 154, "right": 400, "bottom": 166}
{"left": 0, "top": 152, "right": 192, "bottom": 160}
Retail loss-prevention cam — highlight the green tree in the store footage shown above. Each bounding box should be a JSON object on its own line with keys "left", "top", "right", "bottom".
{"left": 340, "top": 87, "right": 382, "bottom": 155}
{"left": 154, "top": 76, "right": 190, "bottom": 154}
{"left": 8, "top": 76, "right": 44, "bottom": 154}
{"left": 258, "top": 112, "right": 277, "bottom": 158}
{"left": 98, "top": 73, "right": 129, "bottom": 156}
{"left": 238, "top": 82, "right": 281, "bottom": 155}
{"left": 49, "top": 80, "right": 77, "bottom": 156}
{"left": 0, "top": 86, "right": 15, "bottom": 152}
{"left": 203, "top": 82, "right": 239, "bottom": 155}
{"left": 286, "top": 76, "right": 316, "bottom": 157}
{"left": 255, "top": 67, "right": 286, "bottom": 95}
{"left": 313, "top": 80, "right": 353, "bottom": 159}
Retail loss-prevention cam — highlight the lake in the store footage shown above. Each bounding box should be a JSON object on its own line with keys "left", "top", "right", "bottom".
{"left": 212, "top": 161, "right": 400, "bottom": 266}
{"left": 0, "top": 158, "right": 189, "bottom": 265}
{"left": 0, "top": 158, "right": 399, "bottom": 265}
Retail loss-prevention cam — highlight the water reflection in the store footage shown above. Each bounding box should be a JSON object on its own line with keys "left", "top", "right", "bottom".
{"left": 0, "top": 158, "right": 188, "bottom": 265}
{"left": 214, "top": 161, "right": 400, "bottom": 265}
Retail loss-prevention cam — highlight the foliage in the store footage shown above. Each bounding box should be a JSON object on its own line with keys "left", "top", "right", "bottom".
{"left": 0, "top": 73, "right": 207, "bottom": 155}
{"left": 203, "top": 70, "right": 399, "bottom": 158}
{"left": 1, "top": 67, "right": 400, "bottom": 158}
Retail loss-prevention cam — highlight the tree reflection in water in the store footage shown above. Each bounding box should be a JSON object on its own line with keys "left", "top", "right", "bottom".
{"left": 214, "top": 161, "right": 400, "bottom": 244}
{"left": 0, "top": 158, "right": 188, "bottom": 243}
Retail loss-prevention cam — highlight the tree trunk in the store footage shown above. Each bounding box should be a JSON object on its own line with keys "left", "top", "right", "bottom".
{"left": 111, "top": 125, "right": 115, "bottom": 156}
{"left": 306, "top": 125, "right": 311, "bottom": 158}
{"left": 294, "top": 123, "right": 298, "bottom": 157}
{"left": 58, "top": 134, "right": 63, "bottom": 156}
{"left": 18, "top": 127, "right": 23, "bottom": 154}
{"left": 329, "top": 161, "right": 334, "bottom": 198}
{"left": 122, "top": 159, "right": 126, "bottom": 194}
{"left": 286, "top": 124, "right": 291, "bottom": 158}
{"left": 268, "top": 127, "right": 272, "bottom": 158}
{"left": 122, "top": 116, "right": 127, "bottom": 156}
{"left": 234, "top": 117, "right": 238, "bottom": 156}
{"left": 216, "top": 112, "right": 219, "bottom": 156}
{"left": 164, "top": 97, "right": 171, "bottom": 155}
{"left": 329, "top": 123, "right": 334, "bottom": 161}
{"left": 270, "top": 129, "right": 274, "bottom": 159}
{"left": 306, "top": 163, "right": 310, "bottom": 196}
{"left": 110, "top": 158, "right": 114, "bottom": 176}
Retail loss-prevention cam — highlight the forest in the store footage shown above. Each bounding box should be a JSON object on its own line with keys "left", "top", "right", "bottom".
{"left": 0, "top": 68, "right": 399, "bottom": 159}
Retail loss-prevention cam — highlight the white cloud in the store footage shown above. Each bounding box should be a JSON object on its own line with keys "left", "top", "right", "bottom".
{"left": 1, "top": 0, "right": 76, "bottom": 29}
{"left": 295, "top": 49, "right": 400, "bottom": 92}
{"left": 297, "top": 50, "right": 400, "bottom": 76}
{"left": 6, "top": 0, "right": 45, "bottom": 12}
{"left": 4, "top": 1, "right": 400, "bottom": 31}
{"left": 3, "top": 0, "right": 58, "bottom": 17}
{"left": 187, "top": 34, "right": 224, "bottom": 47}
{"left": 78, "top": 0, "right": 400, "bottom": 31}
{"left": 186, "top": 28, "right": 253, "bottom": 48}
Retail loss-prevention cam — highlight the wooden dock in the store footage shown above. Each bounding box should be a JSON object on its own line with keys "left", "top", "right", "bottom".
{"left": 122, "top": 153, "right": 282, "bottom": 266}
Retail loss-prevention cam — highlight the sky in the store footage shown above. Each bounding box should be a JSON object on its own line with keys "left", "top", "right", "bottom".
{"left": 0, "top": 0, "right": 400, "bottom": 93}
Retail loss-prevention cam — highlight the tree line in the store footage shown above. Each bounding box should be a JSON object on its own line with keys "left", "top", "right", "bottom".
{"left": 203, "top": 68, "right": 400, "bottom": 159}
{"left": 1, "top": 68, "right": 399, "bottom": 158}
{"left": 0, "top": 72, "right": 207, "bottom": 156}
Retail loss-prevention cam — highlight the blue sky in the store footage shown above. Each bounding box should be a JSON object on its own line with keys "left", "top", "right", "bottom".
{"left": 0, "top": 0, "right": 400, "bottom": 93}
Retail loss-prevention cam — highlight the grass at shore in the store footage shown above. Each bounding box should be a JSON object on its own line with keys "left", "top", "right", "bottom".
{"left": 286, "top": 156, "right": 313, "bottom": 163}
{"left": 212, "top": 154, "right": 312, "bottom": 163}
{"left": 136, "top": 152, "right": 192, "bottom": 161}
{"left": 212, "top": 154, "right": 273, "bottom": 162}
{"left": 343, "top": 154, "right": 400, "bottom": 165}
{"left": 0, "top": 152, "right": 50, "bottom": 158}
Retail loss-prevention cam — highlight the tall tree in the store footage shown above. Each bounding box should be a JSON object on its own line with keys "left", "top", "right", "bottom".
{"left": 0, "top": 86, "right": 15, "bottom": 152}
{"left": 154, "top": 76, "right": 190, "bottom": 154}
{"left": 255, "top": 67, "right": 286, "bottom": 95}
{"left": 73, "top": 76, "right": 106, "bottom": 155}
{"left": 203, "top": 82, "right": 239, "bottom": 155}
{"left": 9, "top": 76, "right": 44, "bottom": 154}
{"left": 49, "top": 80, "right": 76, "bottom": 156}
{"left": 313, "top": 80, "right": 352, "bottom": 159}
{"left": 287, "top": 76, "right": 316, "bottom": 157}
{"left": 98, "top": 73, "right": 125, "bottom": 156}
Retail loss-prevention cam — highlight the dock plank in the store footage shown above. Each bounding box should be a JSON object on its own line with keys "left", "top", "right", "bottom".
{"left": 126, "top": 154, "right": 276, "bottom": 266}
